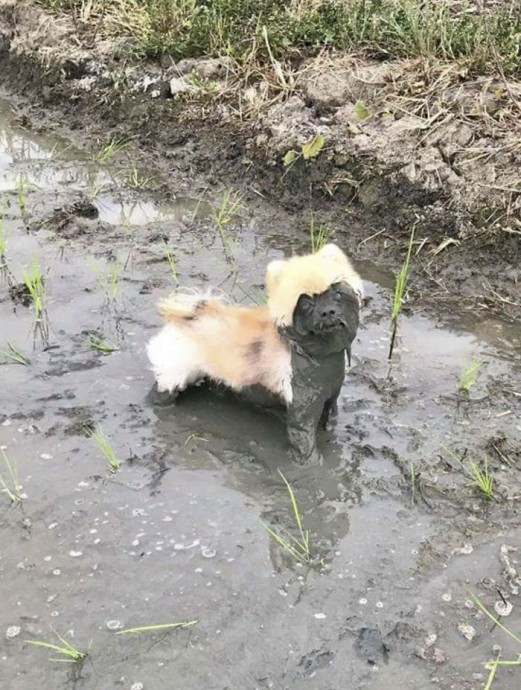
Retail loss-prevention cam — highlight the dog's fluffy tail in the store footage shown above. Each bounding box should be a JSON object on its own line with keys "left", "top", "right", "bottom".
{"left": 157, "top": 289, "right": 224, "bottom": 324}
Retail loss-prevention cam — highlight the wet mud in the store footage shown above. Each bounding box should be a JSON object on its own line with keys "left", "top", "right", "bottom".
{"left": 1, "top": 93, "right": 521, "bottom": 689}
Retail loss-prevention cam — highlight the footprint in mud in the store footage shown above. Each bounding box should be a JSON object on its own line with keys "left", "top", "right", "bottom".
{"left": 353, "top": 627, "right": 390, "bottom": 666}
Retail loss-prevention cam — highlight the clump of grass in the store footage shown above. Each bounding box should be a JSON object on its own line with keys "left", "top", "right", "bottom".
{"left": 0, "top": 448, "right": 24, "bottom": 504}
{"left": 309, "top": 217, "right": 331, "bottom": 253}
{"left": 469, "top": 456, "right": 494, "bottom": 500}
{"left": 459, "top": 356, "right": 483, "bottom": 393}
{"left": 116, "top": 620, "right": 198, "bottom": 635}
{"left": 0, "top": 341, "right": 30, "bottom": 365}
{"left": 95, "top": 136, "right": 129, "bottom": 164}
{"left": 38, "top": 0, "right": 521, "bottom": 77}
{"left": 125, "top": 163, "right": 153, "bottom": 189}
{"left": 388, "top": 228, "right": 415, "bottom": 360}
{"left": 88, "top": 425, "right": 121, "bottom": 473}
{"left": 25, "top": 630, "right": 87, "bottom": 663}
{"left": 261, "top": 470, "right": 311, "bottom": 564}
{"left": 89, "top": 335, "right": 117, "bottom": 354}
{"left": 162, "top": 239, "right": 178, "bottom": 283}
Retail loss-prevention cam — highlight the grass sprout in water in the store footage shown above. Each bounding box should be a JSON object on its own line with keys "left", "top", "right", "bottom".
{"left": 261, "top": 470, "right": 311, "bottom": 564}
{"left": 96, "top": 136, "right": 129, "bottom": 164}
{"left": 25, "top": 630, "right": 87, "bottom": 663}
{"left": 469, "top": 457, "right": 494, "bottom": 500}
{"left": 214, "top": 190, "right": 243, "bottom": 261}
{"left": 89, "top": 335, "right": 117, "bottom": 354}
{"left": 162, "top": 239, "right": 178, "bottom": 283}
{"left": 22, "top": 260, "right": 49, "bottom": 341}
{"left": 459, "top": 356, "right": 483, "bottom": 392}
{"left": 116, "top": 620, "right": 198, "bottom": 635}
{"left": 0, "top": 449, "right": 24, "bottom": 504}
{"left": 389, "top": 228, "right": 415, "bottom": 360}
{"left": 88, "top": 425, "right": 121, "bottom": 473}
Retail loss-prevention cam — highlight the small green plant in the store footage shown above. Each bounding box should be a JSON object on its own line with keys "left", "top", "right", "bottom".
{"left": 459, "top": 357, "right": 483, "bottom": 392}
{"left": 214, "top": 191, "right": 244, "bottom": 261}
{"left": 261, "top": 470, "right": 311, "bottom": 564}
{"left": 96, "top": 136, "right": 129, "bottom": 164}
{"left": 162, "top": 240, "right": 178, "bottom": 283}
{"left": 309, "top": 217, "right": 331, "bottom": 253}
{"left": 25, "top": 630, "right": 87, "bottom": 663}
{"left": 184, "top": 433, "right": 209, "bottom": 446}
{"left": 116, "top": 620, "right": 198, "bottom": 635}
{"left": 283, "top": 133, "right": 325, "bottom": 168}
{"left": 0, "top": 448, "right": 24, "bottom": 504}
{"left": 88, "top": 425, "right": 121, "bottom": 473}
{"left": 22, "top": 260, "right": 46, "bottom": 320}
{"left": 388, "top": 228, "right": 415, "bottom": 360}
{"left": 0, "top": 341, "right": 30, "bottom": 365}
{"left": 125, "top": 163, "right": 153, "bottom": 189}
{"left": 469, "top": 457, "right": 494, "bottom": 500}
{"left": 89, "top": 335, "right": 116, "bottom": 354}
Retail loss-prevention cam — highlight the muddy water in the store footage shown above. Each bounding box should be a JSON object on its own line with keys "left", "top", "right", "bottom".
{"left": 1, "top": 95, "right": 521, "bottom": 690}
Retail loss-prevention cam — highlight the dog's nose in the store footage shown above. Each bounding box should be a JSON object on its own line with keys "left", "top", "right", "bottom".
{"left": 321, "top": 307, "right": 338, "bottom": 318}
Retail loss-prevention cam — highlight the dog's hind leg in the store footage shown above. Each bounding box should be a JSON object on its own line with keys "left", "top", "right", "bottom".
{"left": 146, "top": 325, "right": 203, "bottom": 396}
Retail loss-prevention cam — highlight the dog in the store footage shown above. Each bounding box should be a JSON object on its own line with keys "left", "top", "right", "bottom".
{"left": 147, "top": 243, "right": 363, "bottom": 463}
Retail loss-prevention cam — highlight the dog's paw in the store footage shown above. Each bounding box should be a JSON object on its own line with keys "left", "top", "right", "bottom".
{"left": 289, "top": 447, "right": 323, "bottom": 466}
{"left": 147, "top": 382, "right": 179, "bottom": 407}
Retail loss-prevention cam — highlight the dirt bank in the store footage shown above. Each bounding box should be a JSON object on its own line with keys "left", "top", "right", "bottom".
{"left": 0, "top": 0, "right": 520, "bottom": 321}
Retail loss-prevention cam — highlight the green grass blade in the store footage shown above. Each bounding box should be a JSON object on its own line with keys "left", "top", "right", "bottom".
{"left": 468, "top": 591, "right": 521, "bottom": 647}
{"left": 116, "top": 620, "right": 197, "bottom": 635}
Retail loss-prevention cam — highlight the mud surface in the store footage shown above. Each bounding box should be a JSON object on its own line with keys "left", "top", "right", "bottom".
{"left": 1, "top": 91, "right": 521, "bottom": 689}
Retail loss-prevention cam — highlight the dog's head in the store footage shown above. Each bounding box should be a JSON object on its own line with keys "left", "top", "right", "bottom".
{"left": 266, "top": 244, "right": 363, "bottom": 357}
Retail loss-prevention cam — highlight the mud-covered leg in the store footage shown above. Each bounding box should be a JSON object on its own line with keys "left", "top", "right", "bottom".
{"left": 286, "top": 396, "right": 325, "bottom": 464}
{"left": 147, "top": 382, "right": 180, "bottom": 407}
{"left": 319, "top": 389, "right": 341, "bottom": 430}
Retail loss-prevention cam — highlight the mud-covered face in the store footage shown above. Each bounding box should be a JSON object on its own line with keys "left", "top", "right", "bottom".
{"left": 289, "top": 282, "right": 360, "bottom": 356}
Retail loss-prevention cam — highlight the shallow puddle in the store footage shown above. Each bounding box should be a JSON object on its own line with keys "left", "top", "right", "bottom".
{"left": 1, "top": 94, "right": 520, "bottom": 690}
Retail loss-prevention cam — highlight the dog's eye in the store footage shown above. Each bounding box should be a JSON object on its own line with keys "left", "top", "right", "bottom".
{"left": 299, "top": 296, "right": 313, "bottom": 313}
{"left": 333, "top": 289, "right": 343, "bottom": 300}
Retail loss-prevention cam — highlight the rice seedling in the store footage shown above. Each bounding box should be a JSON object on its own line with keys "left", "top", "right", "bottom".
{"left": 0, "top": 341, "right": 30, "bottom": 365}
{"left": 89, "top": 335, "right": 117, "bottom": 354}
{"left": 22, "top": 260, "right": 46, "bottom": 320}
{"left": 261, "top": 470, "right": 311, "bottom": 564}
{"left": 309, "top": 218, "right": 331, "bottom": 253}
{"left": 126, "top": 163, "right": 153, "bottom": 189}
{"left": 25, "top": 630, "right": 87, "bottom": 663}
{"left": 214, "top": 190, "right": 244, "bottom": 232}
{"left": 0, "top": 448, "right": 24, "bottom": 504}
{"left": 90, "top": 260, "right": 122, "bottom": 301}
{"left": 469, "top": 456, "right": 494, "bottom": 500}
{"left": 88, "top": 425, "right": 121, "bottom": 473}
{"left": 410, "top": 462, "right": 416, "bottom": 506}
{"left": 468, "top": 591, "right": 521, "bottom": 689}
{"left": 95, "top": 136, "right": 129, "bottom": 164}
{"left": 459, "top": 357, "right": 483, "bottom": 393}
{"left": 162, "top": 239, "right": 178, "bottom": 283}
{"left": 388, "top": 228, "right": 415, "bottom": 360}
{"left": 17, "top": 174, "right": 28, "bottom": 217}
{"left": 116, "top": 620, "right": 198, "bottom": 635}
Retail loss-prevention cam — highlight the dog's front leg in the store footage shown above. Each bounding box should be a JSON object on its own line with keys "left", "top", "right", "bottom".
{"left": 286, "top": 396, "right": 324, "bottom": 465}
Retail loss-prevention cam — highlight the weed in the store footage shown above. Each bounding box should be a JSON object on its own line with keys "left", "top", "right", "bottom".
{"left": 0, "top": 448, "right": 24, "bottom": 504}
{"left": 89, "top": 335, "right": 117, "bottom": 354}
{"left": 0, "top": 342, "right": 30, "bottom": 365}
{"left": 309, "top": 217, "right": 331, "bottom": 253}
{"left": 88, "top": 425, "right": 121, "bottom": 473}
{"left": 96, "top": 136, "right": 129, "bottom": 164}
{"left": 261, "top": 470, "right": 311, "bottom": 564}
{"left": 459, "top": 357, "right": 483, "bottom": 392}
{"left": 469, "top": 457, "right": 494, "bottom": 499}
{"left": 126, "top": 163, "right": 153, "bottom": 189}
{"left": 162, "top": 239, "right": 178, "bottom": 283}
{"left": 25, "top": 630, "right": 87, "bottom": 663}
{"left": 283, "top": 134, "right": 325, "bottom": 168}
{"left": 184, "top": 433, "right": 209, "bottom": 446}
{"left": 116, "top": 620, "right": 198, "bottom": 635}
{"left": 388, "top": 228, "right": 415, "bottom": 360}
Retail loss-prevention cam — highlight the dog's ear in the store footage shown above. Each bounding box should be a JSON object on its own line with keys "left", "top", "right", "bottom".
{"left": 317, "top": 243, "right": 343, "bottom": 259}
{"left": 266, "top": 259, "right": 286, "bottom": 297}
